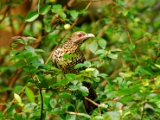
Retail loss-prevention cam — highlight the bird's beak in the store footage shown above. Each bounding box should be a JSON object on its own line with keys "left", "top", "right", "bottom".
{"left": 86, "top": 33, "right": 95, "bottom": 38}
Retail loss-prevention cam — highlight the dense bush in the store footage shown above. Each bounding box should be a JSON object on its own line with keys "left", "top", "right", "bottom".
{"left": 0, "top": 0, "right": 160, "bottom": 119}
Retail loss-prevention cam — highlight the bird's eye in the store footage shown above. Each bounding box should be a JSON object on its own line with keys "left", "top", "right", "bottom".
{"left": 78, "top": 33, "right": 82, "bottom": 37}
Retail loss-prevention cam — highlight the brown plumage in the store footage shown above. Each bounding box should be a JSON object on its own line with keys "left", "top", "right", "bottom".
{"left": 52, "top": 31, "right": 99, "bottom": 114}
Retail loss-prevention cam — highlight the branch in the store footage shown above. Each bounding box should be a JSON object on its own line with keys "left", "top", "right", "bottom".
{"left": 66, "top": 111, "right": 88, "bottom": 117}
{"left": 84, "top": 97, "right": 101, "bottom": 114}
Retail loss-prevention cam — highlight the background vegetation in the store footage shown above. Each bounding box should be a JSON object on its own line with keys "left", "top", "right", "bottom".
{"left": 0, "top": 0, "right": 160, "bottom": 119}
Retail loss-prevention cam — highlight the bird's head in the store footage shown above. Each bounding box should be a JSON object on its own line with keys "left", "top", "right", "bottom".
{"left": 68, "top": 31, "right": 95, "bottom": 45}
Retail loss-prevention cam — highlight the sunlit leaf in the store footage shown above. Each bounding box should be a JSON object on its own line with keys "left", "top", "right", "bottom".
{"left": 78, "top": 86, "right": 88, "bottom": 96}
{"left": 26, "top": 11, "right": 39, "bottom": 22}
{"left": 98, "top": 38, "right": 107, "bottom": 49}
{"left": 25, "top": 87, "right": 35, "bottom": 102}
{"left": 89, "top": 42, "right": 98, "bottom": 53}
{"left": 39, "top": 4, "right": 51, "bottom": 15}
{"left": 14, "top": 93, "right": 22, "bottom": 103}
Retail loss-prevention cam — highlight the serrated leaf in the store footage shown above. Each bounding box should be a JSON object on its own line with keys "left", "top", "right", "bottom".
{"left": 39, "top": 4, "right": 51, "bottom": 15}
{"left": 89, "top": 42, "right": 98, "bottom": 53}
{"left": 14, "top": 93, "right": 22, "bottom": 103}
{"left": 25, "top": 87, "right": 35, "bottom": 102}
{"left": 26, "top": 11, "right": 39, "bottom": 22}
{"left": 98, "top": 38, "right": 107, "bottom": 49}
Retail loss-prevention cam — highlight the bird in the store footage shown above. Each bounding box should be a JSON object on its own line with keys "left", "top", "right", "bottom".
{"left": 52, "top": 31, "right": 100, "bottom": 114}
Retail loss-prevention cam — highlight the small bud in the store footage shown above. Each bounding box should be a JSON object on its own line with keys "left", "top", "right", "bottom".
{"left": 64, "top": 24, "right": 71, "bottom": 30}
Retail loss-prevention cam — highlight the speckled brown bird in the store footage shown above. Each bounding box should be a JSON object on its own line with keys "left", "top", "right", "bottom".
{"left": 52, "top": 31, "right": 100, "bottom": 114}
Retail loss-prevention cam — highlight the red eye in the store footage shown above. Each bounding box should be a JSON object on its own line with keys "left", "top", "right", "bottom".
{"left": 78, "top": 33, "right": 82, "bottom": 37}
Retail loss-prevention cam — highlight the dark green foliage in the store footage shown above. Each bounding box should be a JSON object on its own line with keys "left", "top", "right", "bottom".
{"left": 0, "top": 0, "right": 160, "bottom": 120}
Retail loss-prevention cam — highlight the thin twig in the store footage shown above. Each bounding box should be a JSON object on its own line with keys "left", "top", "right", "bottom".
{"left": 84, "top": 97, "right": 101, "bottom": 114}
{"left": 3, "top": 86, "right": 26, "bottom": 115}
{"left": 66, "top": 111, "right": 88, "bottom": 116}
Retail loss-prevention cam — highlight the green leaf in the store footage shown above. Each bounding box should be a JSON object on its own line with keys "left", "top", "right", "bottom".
{"left": 28, "top": 56, "right": 39, "bottom": 63}
{"left": 50, "top": 99, "right": 57, "bottom": 108}
{"left": 27, "top": 37, "right": 37, "bottom": 41}
{"left": 13, "top": 61, "right": 26, "bottom": 67}
{"left": 78, "top": 86, "right": 89, "bottom": 96}
{"left": 110, "top": 48, "right": 122, "bottom": 52}
{"left": 51, "top": 78, "right": 69, "bottom": 87}
{"left": 94, "top": 77, "right": 101, "bottom": 82}
{"left": 14, "top": 93, "right": 22, "bottom": 103}
{"left": 25, "top": 87, "right": 35, "bottom": 102}
{"left": 25, "top": 46, "right": 35, "bottom": 54}
{"left": 135, "top": 66, "right": 154, "bottom": 77}
{"left": 59, "top": 11, "right": 66, "bottom": 19}
{"left": 108, "top": 53, "right": 118, "bottom": 59}
{"left": 103, "top": 18, "right": 111, "bottom": 24}
{"left": 39, "top": 4, "right": 51, "bottom": 15}
{"left": 118, "top": 85, "right": 141, "bottom": 95}
{"left": 89, "top": 42, "right": 98, "bottom": 53}
{"left": 52, "top": 4, "right": 62, "bottom": 12}
{"left": 44, "top": 19, "right": 51, "bottom": 32}
{"left": 66, "top": 73, "right": 76, "bottom": 80}
{"left": 63, "top": 53, "right": 77, "bottom": 59}
{"left": 23, "top": 103, "right": 37, "bottom": 112}
{"left": 80, "top": 113, "right": 91, "bottom": 118}
{"left": 52, "top": 4, "right": 66, "bottom": 19}
{"left": 64, "top": 103, "right": 74, "bottom": 110}
{"left": 128, "top": 44, "right": 135, "bottom": 50}
{"left": 95, "top": 49, "right": 106, "bottom": 55}
{"left": 59, "top": 92, "right": 71, "bottom": 98}
{"left": 25, "top": 11, "right": 39, "bottom": 22}
{"left": 98, "top": 38, "right": 107, "bottom": 49}
{"left": 69, "top": 10, "right": 79, "bottom": 19}
{"left": 122, "top": 10, "right": 128, "bottom": 16}
{"left": 92, "top": 69, "right": 99, "bottom": 77}
{"left": 35, "top": 49, "right": 45, "bottom": 53}
{"left": 74, "top": 63, "right": 86, "bottom": 69}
